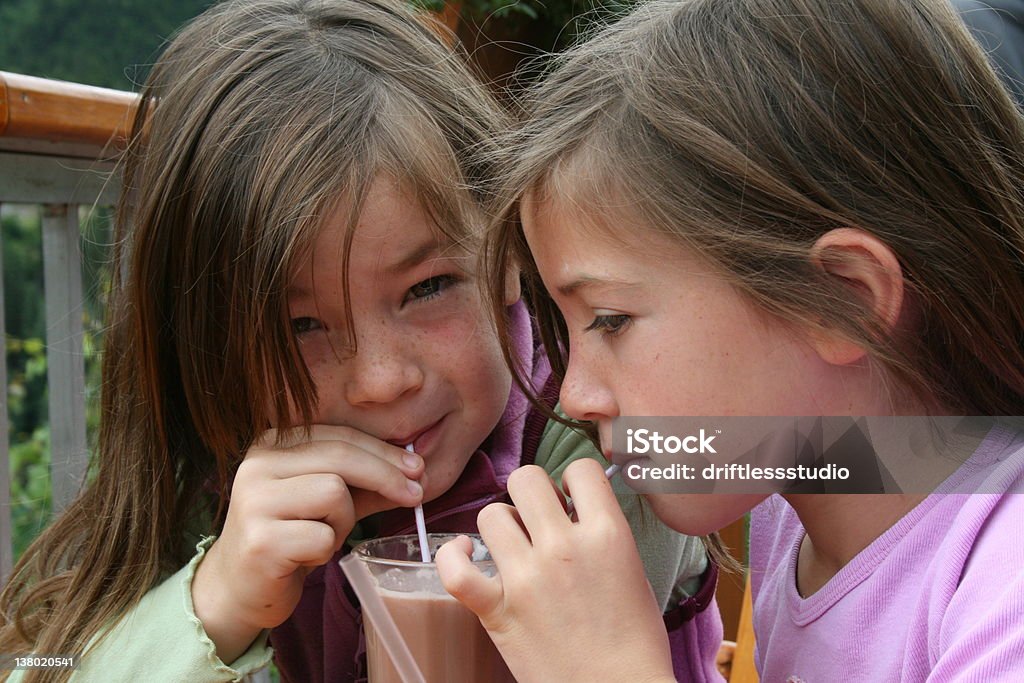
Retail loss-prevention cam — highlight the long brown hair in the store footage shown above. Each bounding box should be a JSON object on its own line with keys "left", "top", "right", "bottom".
{"left": 0, "top": 0, "right": 506, "bottom": 678}
{"left": 486, "top": 0, "right": 1024, "bottom": 418}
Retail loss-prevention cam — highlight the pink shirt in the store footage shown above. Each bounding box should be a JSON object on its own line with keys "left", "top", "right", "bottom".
{"left": 750, "top": 424, "right": 1024, "bottom": 682}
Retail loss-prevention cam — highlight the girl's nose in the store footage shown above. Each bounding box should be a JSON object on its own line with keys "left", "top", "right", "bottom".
{"left": 559, "top": 352, "right": 618, "bottom": 422}
{"left": 343, "top": 337, "right": 424, "bottom": 407}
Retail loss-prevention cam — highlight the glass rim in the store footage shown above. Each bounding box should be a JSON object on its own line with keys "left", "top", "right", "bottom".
{"left": 351, "top": 533, "right": 495, "bottom": 568}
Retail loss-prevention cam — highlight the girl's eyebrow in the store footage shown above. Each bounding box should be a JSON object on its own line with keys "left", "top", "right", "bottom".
{"left": 387, "top": 239, "right": 442, "bottom": 274}
{"left": 557, "top": 276, "right": 641, "bottom": 297}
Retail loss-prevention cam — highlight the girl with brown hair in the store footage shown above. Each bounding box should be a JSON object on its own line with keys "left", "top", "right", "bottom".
{"left": 0, "top": 0, "right": 713, "bottom": 681}
{"left": 437, "top": 0, "right": 1024, "bottom": 680}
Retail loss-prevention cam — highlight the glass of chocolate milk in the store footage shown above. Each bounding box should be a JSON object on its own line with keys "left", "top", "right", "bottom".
{"left": 351, "top": 533, "right": 516, "bottom": 683}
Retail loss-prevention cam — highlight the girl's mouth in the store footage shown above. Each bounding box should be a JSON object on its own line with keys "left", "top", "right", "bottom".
{"left": 388, "top": 415, "right": 446, "bottom": 454}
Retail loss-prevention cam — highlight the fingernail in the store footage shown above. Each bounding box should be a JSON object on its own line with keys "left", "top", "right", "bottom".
{"left": 403, "top": 451, "right": 421, "bottom": 469}
{"left": 407, "top": 479, "right": 423, "bottom": 497}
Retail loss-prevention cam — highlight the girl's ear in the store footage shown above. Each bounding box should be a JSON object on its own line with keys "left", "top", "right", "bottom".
{"left": 807, "top": 227, "right": 905, "bottom": 365}
{"left": 504, "top": 265, "right": 522, "bottom": 305}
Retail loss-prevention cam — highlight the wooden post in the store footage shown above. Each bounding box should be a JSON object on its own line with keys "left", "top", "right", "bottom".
{"left": 0, "top": 203, "right": 12, "bottom": 582}
{"left": 717, "top": 516, "right": 748, "bottom": 642}
{"left": 42, "top": 204, "right": 88, "bottom": 513}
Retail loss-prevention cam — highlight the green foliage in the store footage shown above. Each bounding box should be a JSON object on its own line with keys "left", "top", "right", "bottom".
{"left": 529, "top": 0, "right": 638, "bottom": 48}
{"left": 0, "top": 0, "right": 214, "bottom": 89}
{"left": 8, "top": 428, "right": 51, "bottom": 558}
{"left": 3, "top": 211, "right": 46, "bottom": 440}
{"left": 3, "top": 208, "right": 110, "bottom": 559}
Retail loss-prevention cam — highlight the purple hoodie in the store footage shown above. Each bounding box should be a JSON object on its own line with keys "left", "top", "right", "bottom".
{"left": 270, "top": 303, "right": 722, "bottom": 682}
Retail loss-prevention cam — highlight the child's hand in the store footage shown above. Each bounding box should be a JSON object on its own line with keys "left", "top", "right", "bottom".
{"left": 436, "top": 459, "right": 676, "bottom": 683}
{"left": 192, "top": 425, "right": 424, "bottom": 663}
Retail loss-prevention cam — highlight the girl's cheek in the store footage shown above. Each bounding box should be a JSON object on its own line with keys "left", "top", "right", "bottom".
{"left": 416, "top": 291, "right": 491, "bottom": 341}
{"left": 294, "top": 341, "right": 333, "bottom": 380}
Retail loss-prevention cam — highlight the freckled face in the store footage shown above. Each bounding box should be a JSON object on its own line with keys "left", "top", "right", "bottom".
{"left": 287, "top": 176, "right": 511, "bottom": 502}
{"left": 521, "top": 195, "right": 853, "bottom": 533}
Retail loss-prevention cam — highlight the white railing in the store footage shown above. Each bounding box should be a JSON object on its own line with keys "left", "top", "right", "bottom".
{"left": 0, "top": 70, "right": 271, "bottom": 683}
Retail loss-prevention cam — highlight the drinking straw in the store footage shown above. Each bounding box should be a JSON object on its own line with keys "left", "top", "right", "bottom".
{"left": 408, "top": 444, "right": 431, "bottom": 562}
{"left": 339, "top": 554, "right": 427, "bottom": 683}
{"left": 565, "top": 463, "right": 621, "bottom": 518}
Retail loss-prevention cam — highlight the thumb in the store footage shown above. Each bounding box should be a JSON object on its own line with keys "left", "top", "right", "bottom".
{"left": 436, "top": 535, "right": 504, "bottom": 621}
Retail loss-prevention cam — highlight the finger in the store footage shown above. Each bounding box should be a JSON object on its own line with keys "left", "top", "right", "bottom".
{"left": 550, "top": 476, "right": 570, "bottom": 513}
{"left": 257, "top": 443, "right": 424, "bottom": 506}
{"left": 505, "top": 465, "right": 571, "bottom": 542}
{"left": 560, "top": 457, "right": 623, "bottom": 523}
{"left": 436, "top": 536, "right": 504, "bottom": 620}
{"left": 476, "top": 503, "right": 532, "bottom": 561}
{"left": 264, "top": 474, "right": 356, "bottom": 552}
{"left": 269, "top": 519, "right": 341, "bottom": 569}
{"left": 349, "top": 486, "right": 421, "bottom": 520}
{"left": 244, "top": 443, "right": 422, "bottom": 483}
{"left": 255, "top": 426, "right": 424, "bottom": 477}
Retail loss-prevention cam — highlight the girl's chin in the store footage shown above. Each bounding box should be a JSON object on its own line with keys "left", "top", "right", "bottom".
{"left": 643, "top": 493, "right": 767, "bottom": 536}
{"left": 418, "top": 464, "right": 462, "bottom": 504}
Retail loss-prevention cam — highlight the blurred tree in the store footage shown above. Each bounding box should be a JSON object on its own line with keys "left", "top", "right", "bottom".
{"left": 0, "top": 0, "right": 213, "bottom": 89}
{"left": 2, "top": 211, "right": 46, "bottom": 440}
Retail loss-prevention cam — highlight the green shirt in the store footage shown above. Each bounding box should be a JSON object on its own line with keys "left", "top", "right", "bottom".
{"left": 534, "top": 409, "right": 707, "bottom": 607}
{"left": 5, "top": 537, "right": 272, "bottom": 683}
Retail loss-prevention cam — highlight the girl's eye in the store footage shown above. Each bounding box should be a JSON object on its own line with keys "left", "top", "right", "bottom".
{"left": 291, "top": 317, "right": 324, "bottom": 335}
{"left": 584, "top": 314, "right": 631, "bottom": 337}
{"left": 405, "top": 275, "right": 457, "bottom": 303}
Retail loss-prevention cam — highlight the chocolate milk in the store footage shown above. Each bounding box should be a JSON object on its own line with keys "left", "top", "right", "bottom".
{"left": 366, "top": 587, "right": 515, "bottom": 683}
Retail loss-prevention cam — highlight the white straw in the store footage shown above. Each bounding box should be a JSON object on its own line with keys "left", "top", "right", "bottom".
{"left": 566, "top": 463, "right": 621, "bottom": 517}
{"left": 407, "top": 444, "right": 431, "bottom": 562}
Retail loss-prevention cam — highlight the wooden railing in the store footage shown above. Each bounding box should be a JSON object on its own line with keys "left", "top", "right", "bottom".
{"left": 0, "top": 70, "right": 136, "bottom": 577}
